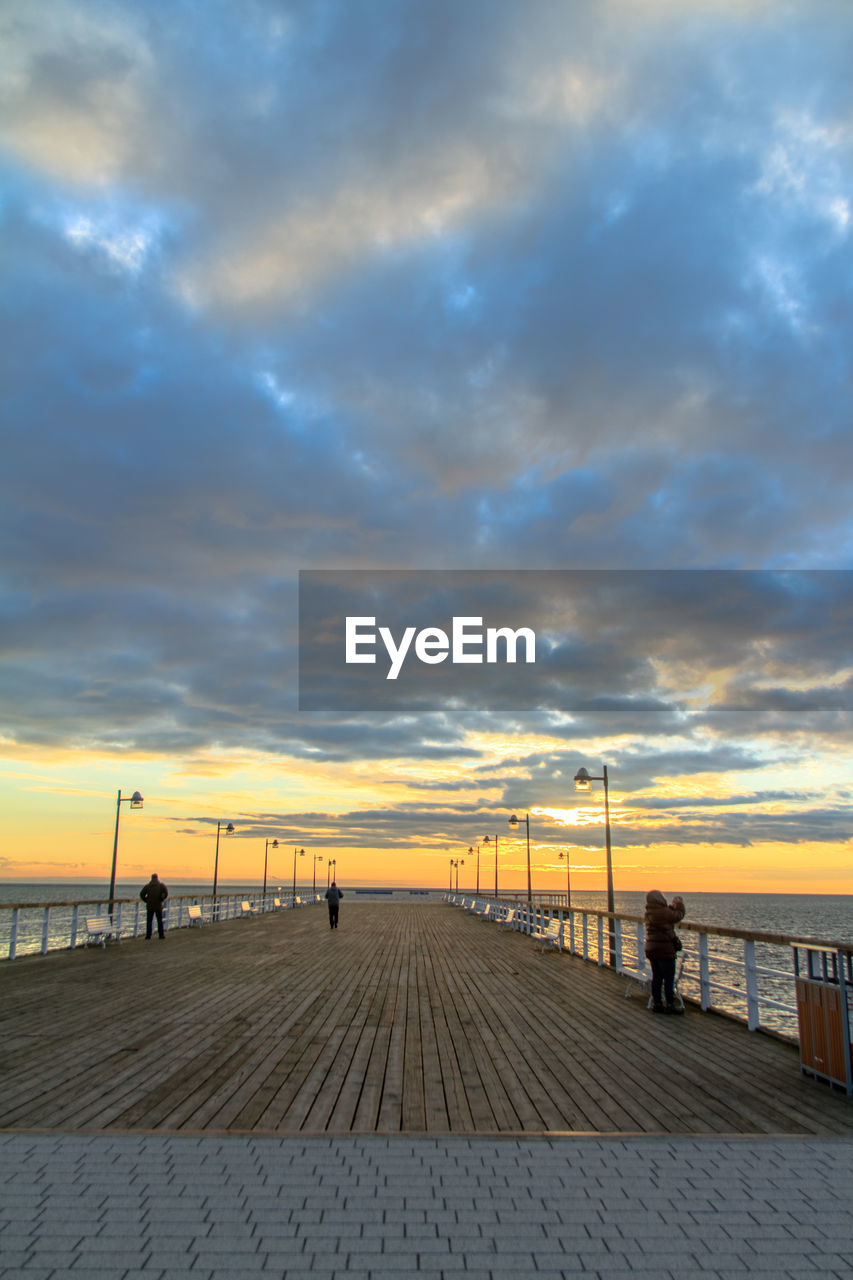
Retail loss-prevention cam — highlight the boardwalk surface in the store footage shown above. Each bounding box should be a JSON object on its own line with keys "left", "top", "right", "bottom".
{"left": 1, "top": 902, "right": 851, "bottom": 1135}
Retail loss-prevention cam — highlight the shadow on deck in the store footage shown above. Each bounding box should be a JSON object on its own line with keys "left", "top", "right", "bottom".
{"left": 1, "top": 902, "right": 851, "bottom": 1135}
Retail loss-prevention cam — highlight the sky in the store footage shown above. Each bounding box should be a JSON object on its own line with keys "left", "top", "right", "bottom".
{"left": 1, "top": 0, "right": 852, "bottom": 893}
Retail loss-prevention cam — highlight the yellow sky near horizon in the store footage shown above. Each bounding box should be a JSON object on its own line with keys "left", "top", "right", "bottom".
{"left": 1, "top": 742, "right": 850, "bottom": 894}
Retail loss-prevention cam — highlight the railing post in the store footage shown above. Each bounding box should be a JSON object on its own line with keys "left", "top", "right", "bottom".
{"left": 744, "top": 939, "right": 760, "bottom": 1030}
{"left": 41, "top": 907, "right": 50, "bottom": 955}
{"left": 582, "top": 913, "right": 589, "bottom": 960}
{"left": 596, "top": 915, "right": 604, "bottom": 966}
{"left": 115, "top": 902, "right": 122, "bottom": 940}
{"left": 614, "top": 918, "right": 623, "bottom": 971}
{"left": 636, "top": 922, "right": 644, "bottom": 976}
{"left": 699, "top": 933, "right": 710, "bottom": 1010}
{"left": 69, "top": 905, "right": 78, "bottom": 950}
{"left": 134, "top": 901, "right": 140, "bottom": 937}
{"left": 9, "top": 907, "right": 18, "bottom": 960}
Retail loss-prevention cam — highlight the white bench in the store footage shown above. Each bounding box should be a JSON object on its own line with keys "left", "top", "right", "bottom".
{"left": 187, "top": 905, "right": 203, "bottom": 927}
{"left": 500, "top": 907, "right": 518, "bottom": 930}
{"left": 240, "top": 901, "right": 256, "bottom": 916}
{"left": 531, "top": 917, "right": 563, "bottom": 953}
{"left": 273, "top": 897, "right": 282, "bottom": 909}
{"left": 84, "top": 916, "right": 113, "bottom": 947}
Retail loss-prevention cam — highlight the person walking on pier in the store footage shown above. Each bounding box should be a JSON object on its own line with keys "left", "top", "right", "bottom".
{"left": 140, "top": 873, "right": 169, "bottom": 940}
{"left": 325, "top": 880, "right": 343, "bottom": 930}
{"left": 644, "top": 889, "right": 685, "bottom": 1014}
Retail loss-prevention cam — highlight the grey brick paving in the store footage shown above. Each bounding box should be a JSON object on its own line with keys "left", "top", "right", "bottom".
{"left": 1, "top": 1133, "right": 852, "bottom": 1277}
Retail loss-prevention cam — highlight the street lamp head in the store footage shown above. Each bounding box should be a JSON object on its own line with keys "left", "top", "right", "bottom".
{"left": 271, "top": 838, "right": 279, "bottom": 849}
{"left": 468, "top": 846, "right": 473, "bottom": 854}
{"left": 130, "top": 791, "right": 144, "bottom": 809}
{"left": 299, "top": 848, "right": 305, "bottom": 856}
{"left": 508, "top": 814, "right": 519, "bottom": 829}
{"left": 483, "top": 835, "right": 490, "bottom": 844}
{"left": 225, "top": 822, "right": 235, "bottom": 835}
{"left": 573, "top": 768, "right": 592, "bottom": 792}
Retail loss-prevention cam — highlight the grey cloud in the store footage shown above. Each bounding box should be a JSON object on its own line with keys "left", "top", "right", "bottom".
{"left": 2, "top": 0, "right": 853, "bottom": 827}
{"left": 630, "top": 792, "right": 800, "bottom": 810}
{"left": 166, "top": 794, "right": 852, "bottom": 853}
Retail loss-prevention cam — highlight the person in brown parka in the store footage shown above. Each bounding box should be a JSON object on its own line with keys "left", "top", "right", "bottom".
{"left": 644, "top": 889, "right": 685, "bottom": 1014}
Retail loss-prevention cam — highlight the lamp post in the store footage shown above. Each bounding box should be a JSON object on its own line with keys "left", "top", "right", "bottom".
{"left": 468, "top": 845, "right": 481, "bottom": 894}
{"left": 574, "top": 765, "right": 615, "bottom": 965}
{"left": 313, "top": 853, "right": 323, "bottom": 894}
{"left": 327, "top": 858, "right": 336, "bottom": 888}
{"left": 263, "top": 838, "right": 279, "bottom": 897}
{"left": 449, "top": 858, "right": 455, "bottom": 892}
{"left": 508, "top": 812, "right": 532, "bottom": 903}
{"left": 558, "top": 849, "right": 572, "bottom": 910}
{"left": 108, "top": 789, "right": 144, "bottom": 918}
{"left": 212, "top": 820, "right": 235, "bottom": 913}
{"left": 292, "top": 847, "right": 305, "bottom": 905}
{"left": 482, "top": 834, "right": 499, "bottom": 896}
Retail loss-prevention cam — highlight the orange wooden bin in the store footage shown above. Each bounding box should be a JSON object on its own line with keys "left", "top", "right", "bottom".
{"left": 792, "top": 943, "right": 853, "bottom": 1096}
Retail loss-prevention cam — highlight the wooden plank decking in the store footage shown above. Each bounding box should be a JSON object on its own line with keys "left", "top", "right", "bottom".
{"left": 1, "top": 902, "right": 852, "bottom": 1135}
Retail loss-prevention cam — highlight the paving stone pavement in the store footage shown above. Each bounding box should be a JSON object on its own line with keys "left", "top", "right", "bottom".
{"left": 1, "top": 1132, "right": 852, "bottom": 1279}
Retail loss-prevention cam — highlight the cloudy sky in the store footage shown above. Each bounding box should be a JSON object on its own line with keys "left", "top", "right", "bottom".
{"left": 2, "top": 0, "right": 852, "bottom": 891}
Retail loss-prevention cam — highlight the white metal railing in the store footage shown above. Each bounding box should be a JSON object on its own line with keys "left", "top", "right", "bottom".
{"left": 444, "top": 893, "right": 853, "bottom": 1042}
{"left": 0, "top": 890, "right": 325, "bottom": 960}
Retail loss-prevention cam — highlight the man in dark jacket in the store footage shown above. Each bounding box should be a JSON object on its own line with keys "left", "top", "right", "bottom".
{"left": 140, "top": 873, "right": 169, "bottom": 939}
{"left": 644, "top": 889, "right": 685, "bottom": 1013}
{"left": 325, "top": 881, "right": 343, "bottom": 930}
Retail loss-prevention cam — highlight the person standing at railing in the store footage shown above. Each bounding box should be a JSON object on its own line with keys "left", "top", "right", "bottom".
{"left": 644, "top": 890, "right": 685, "bottom": 1014}
{"left": 140, "top": 873, "right": 169, "bottom": 941}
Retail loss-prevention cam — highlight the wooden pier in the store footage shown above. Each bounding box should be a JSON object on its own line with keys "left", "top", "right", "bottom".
{"left": 1, "top": 902, "right": 851, "bottom": 1135}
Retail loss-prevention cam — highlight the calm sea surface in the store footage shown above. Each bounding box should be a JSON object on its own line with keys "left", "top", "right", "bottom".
{"left": 2, "top": 883, "right": 851, "bottom": 1040}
